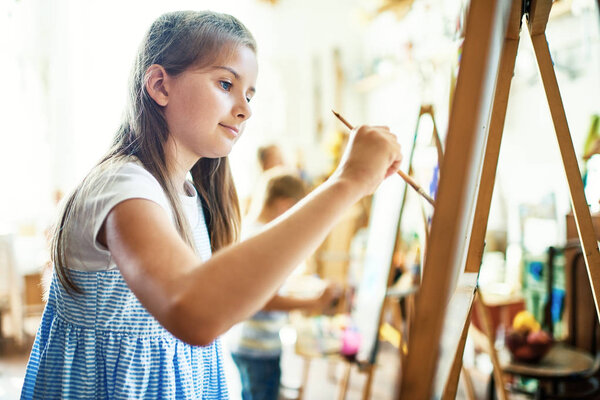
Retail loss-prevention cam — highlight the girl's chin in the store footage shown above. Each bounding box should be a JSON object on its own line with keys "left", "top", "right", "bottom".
{"left": 200, "top": 146, "right": 234, "bottom": 159}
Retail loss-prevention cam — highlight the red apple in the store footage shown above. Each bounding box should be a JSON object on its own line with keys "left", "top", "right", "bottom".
{"left": 522, "top": 330, "right": 553, "bottom": 362}
{"left": 527, "top": 329, "right": 552, "bottom": 345}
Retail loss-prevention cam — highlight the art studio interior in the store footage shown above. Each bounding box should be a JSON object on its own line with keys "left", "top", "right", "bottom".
{"left": 1, "top": 0, "right": 600, "bottom": 399}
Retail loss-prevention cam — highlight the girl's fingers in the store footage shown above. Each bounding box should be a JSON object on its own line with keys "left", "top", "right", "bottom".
{"left": 371, "top": 125, "right": 390, "bottom": 131}
{"left": 335, "top": 124, "right": 404, "bottom": 196}
{"left": 386, "top": 160, "right": 403, "bottom": 178}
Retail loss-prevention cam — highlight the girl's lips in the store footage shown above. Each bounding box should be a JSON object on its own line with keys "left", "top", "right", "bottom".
{"left": 219, "top": 123, "right": 239, "bottom": 137}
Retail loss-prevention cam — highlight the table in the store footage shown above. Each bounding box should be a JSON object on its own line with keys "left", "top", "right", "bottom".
{"left": 495, "top": 343, "right": 599, "bottom": 399}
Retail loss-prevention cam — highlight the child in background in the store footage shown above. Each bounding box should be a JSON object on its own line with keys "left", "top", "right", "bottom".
{"left": 242, "top": 143, "right": 286, "bottom": 215}
{"left": 229, "top": 168, "right": 341, "bottom": 400}
{"left": 257, "top": 144, "right": 285, "bottom": 173}
{"left": 21, "top": 10, "right": 402, "bottom": 399}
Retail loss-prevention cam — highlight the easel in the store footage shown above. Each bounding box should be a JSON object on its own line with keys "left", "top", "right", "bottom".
{"left": 345, "top": 103, "right": 443, "bottom": 398}
{"left": 398, "top": 0, "right": 600, "bottom": 398}
{"left": 308, "top": 104, "right": 441, "bottom": 400}
{"left": 404, "top": 105, "right": 442, "bottom": 242}
{"left": 385, "top": 103, "right": 441, "bottom": 351}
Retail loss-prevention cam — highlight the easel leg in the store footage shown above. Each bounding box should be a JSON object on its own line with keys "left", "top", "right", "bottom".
{"left": 337, "top": 361, "right": 352, "bottom": 400}
{"left": 442, "top": 302, "right": 474, "bottom": 399}
{"left": 361, "top": 365, "right": 375, "bottom": 400}
{"left": 461, "top": 365, "right": 477, "bottom": 400}
{"left": 393, "top": 298, "right": 410, "bottom": 357}
{"left": 530, "top": 30, "right": 600, "bottom": 321}
{"left": 464, "top": 27, "right": 520, "bottom": 275}
{"left": 475, "top": 291, "right": 508, "bottom": 400}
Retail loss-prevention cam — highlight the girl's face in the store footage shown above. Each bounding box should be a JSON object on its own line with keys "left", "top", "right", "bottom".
{"left": 164, "top": 44, "right": 258, "bottom": 164}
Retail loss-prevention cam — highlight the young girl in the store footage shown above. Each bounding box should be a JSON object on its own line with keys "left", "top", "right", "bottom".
{"left": 229, "top": 168, "right": 341, "bottom": 400}
{"left": 21, "top": 10, "right": 402, "bottom": 399}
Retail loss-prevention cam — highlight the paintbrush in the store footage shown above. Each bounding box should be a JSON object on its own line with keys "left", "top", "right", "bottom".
{"left": 332, "top": 110, "right": 435, "bottom": 207}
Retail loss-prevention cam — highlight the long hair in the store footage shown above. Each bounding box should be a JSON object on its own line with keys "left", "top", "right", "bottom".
{"left": 52, "top": 10, "right": 255, "bottom": 293}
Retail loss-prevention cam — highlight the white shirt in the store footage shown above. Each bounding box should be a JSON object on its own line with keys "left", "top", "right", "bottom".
{"left": 64, "top": 159, "right": 212, "bottom": 271}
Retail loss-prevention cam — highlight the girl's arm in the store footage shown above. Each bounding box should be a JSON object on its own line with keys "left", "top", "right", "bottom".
{"left": 262, "top": 282, "right": 342, "bottom": 312}
{"left": 261, "top": 295, "right": 321, "bottom": 312}
{"left": 103, "top": 125, "right": 402, "bottom": 345}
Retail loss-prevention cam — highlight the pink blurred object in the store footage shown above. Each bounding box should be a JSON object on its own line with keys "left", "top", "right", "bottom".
{"left": 341, "top": 329, "right": 361, "bottom": 358}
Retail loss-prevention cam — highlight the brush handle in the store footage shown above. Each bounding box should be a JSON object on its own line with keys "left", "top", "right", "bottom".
{"left": 397, "top": 170, "right": 436, "bottom": 206}
{"left": 332, "top": 110, "right": 435, "bottom": 207}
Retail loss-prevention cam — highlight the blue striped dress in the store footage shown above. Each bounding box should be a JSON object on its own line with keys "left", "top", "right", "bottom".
{"left": 20, "top": 161, "right": 228, "bottom": 399}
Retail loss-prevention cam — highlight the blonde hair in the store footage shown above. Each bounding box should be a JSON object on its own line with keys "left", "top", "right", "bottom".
{"left": 53, "top": 11, "right": 256, "bottom": 293}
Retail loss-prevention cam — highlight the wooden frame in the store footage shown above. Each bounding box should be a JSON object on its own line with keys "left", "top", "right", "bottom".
{"left": 320, "top": 104, "right": 443, "bottom": 400}
{"left": 398, "top": 0, "right": 600, "bottom": 398}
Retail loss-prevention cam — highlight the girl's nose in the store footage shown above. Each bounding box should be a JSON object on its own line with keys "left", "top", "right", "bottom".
{"left": 235, "top": 97, "right": 252, "bottom": 121}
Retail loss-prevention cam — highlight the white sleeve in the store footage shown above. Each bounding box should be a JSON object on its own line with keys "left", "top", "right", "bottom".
{"left": 65, "top": 162, "right": 172, "bottom": 271}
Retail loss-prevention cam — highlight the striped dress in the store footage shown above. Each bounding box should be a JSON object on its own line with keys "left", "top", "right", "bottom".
{"left": 21, "top": 161, "right": 228, "bottom": 399}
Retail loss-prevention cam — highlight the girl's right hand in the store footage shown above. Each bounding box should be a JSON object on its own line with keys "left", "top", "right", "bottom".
{"left": 331, "top": 125, "right": 403, "bottom": 197}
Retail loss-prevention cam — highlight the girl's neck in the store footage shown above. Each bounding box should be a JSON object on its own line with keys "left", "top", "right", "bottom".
{"left": 169, "top": 165, "right": 190, "bottom": 195}
{"left": 164, "top": 137, "right": 199, "bottom": 195}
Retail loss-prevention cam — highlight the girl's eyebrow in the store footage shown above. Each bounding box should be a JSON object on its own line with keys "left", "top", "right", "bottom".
{"left": 213, "top": 65, "right": 239, "bottom": 79}
{"left": 213, "top": 66, "right": 256, "bottom": 95}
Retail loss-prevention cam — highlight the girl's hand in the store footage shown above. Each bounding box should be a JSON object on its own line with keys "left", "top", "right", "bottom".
{"left": 331, "top": 125, "right": 403, "bottom": 197}
{"left": 316, "top": 282, "right": 343, "bottom": 310}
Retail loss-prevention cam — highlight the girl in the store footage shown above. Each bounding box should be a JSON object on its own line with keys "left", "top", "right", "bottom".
{"left": 21, "top": 10, "right": 402, "bottom": 400}
{"left": 229, "top": 168, "right": 341, "bottom": 400}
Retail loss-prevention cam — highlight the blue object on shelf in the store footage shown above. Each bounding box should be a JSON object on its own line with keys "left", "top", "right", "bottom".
{"left": 551, "top": 288, "right": 565, "bottom": 323}
{"left": 529, "top": 261, "right": 544, "bottom": 281}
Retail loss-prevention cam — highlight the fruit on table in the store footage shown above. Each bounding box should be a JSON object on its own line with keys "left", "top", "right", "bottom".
{"left": 527, "top": 329, "right": 552, "bottom": 346}
{"left": 512, "top": 310, "right": 541, "bottom": 333}
{"left": 512, "top": 342, "right": 539, "bottom": 361}
{"left": 506, "top": 310, "right": 553, "bottom": 362}
{"left": 505, "top": 329, "right": 527, "bottom": 349}
{"left": 505, "top": 328, "right": 553, "bottom": 362}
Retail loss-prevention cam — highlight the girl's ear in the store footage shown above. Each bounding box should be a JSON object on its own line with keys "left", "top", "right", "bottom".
{"left": 145, "top": 64, "right": 169, "bottom": 106}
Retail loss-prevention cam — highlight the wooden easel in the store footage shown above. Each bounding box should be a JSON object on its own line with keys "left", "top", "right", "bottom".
{"left": 327, "top": 104, "right": 441, "bottom": 400}
{"left": 398, "top": 0, "right": 600, "bottom": 398}
{"left": 405, "top": 105, "right": 442, "bottom": 243}
{"left": 386, "top": 103, "right": 441, "bottom": 352}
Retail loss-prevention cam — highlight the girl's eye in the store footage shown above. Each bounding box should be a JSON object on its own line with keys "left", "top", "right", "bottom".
{"left": 246, "top": 97, "right": 252, "bottom": 103}
{"left": 219, "top": 81, "right": 232, "bottom": 91}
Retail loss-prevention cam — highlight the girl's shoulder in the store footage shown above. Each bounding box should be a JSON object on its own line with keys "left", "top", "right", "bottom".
{"left": 98, "top": 156, "right": 156, "bottom": 183}
{"left": 89, "top": 156, "right": 163, "bottom": 197}
{"left": 92, "top": 156, "right": 168, "bottom": 208}
{"left": 64, "top": 156, "right": 172, "bottom": 271}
